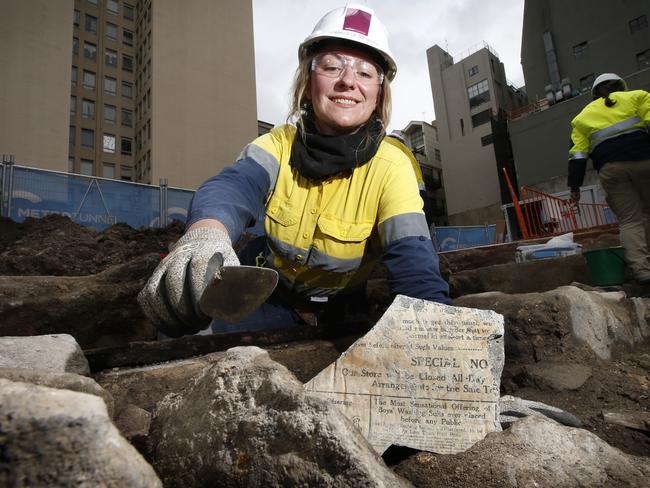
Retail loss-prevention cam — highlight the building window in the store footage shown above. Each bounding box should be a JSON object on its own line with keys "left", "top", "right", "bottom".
{"left": 104, "top": 104, "right": 117, "bottom": 124}
{"left": 579, "top": 73, "right": 595, "bottom": 91}
{"left": 123, "top": 29, "right": 134, "bottom": 46}
{"left": 68, "top": 157, "right": 75, "bottom": 172}
{"left": 467, "top": 79, "right": 490, "bottom": 108}
{"left": 80, "top": 159, "right": 94, "bottom": 176}
{"left": 82, "top": 70, "right": 96, "bottom": 90}
{"left": 122, "top": 81, "right": 133, "bottom": 98}
{"left": 84, "top": 41, "right": 97, "bottom": 61}
{"left": 85, "top": 14, "right": 97, "bottom": 34}
{"left": 121, "top": 137, "right": 133, "bottom": 155}
{"left": 103, "top": 134, "right": 116, "bottom": 153}
{"left": 122, "top": 54, "right": 134, "bottom": 72}
{"left": 104, "top": 76, "right": 117, "bottom": 96}
{"left": 106, "top": 22, "right": 118, "bottom": 40}
{"left": 70, "top": 95, "right": 76, "bottom": 114}
{"left": 468, "top": 65, "right": 479, "bottom": 77}
{"left": 71, "top": 66, "right": 77, "bottom": 85}
{"left": 630, "top": 14, "right": 648, "bottom": 33}
{"left": 460, "top": 118, "right": 465, "bottom": 136}
{"left": 120, "top": 166, "right": 132, "bottom": 181}
{"left": 87, "top": 0, "right": 98, "bottom": 5}
{"left": 481, "top": 134, "right": 493, "bottom": 146}
{"left": 637, "top": 49, "right": 650, "bottom": 70}
{"left": 123, "top": 3, "right": 135, "bottom": 20}
{"left": 105, "top": 48, "right": 118, "bottom": 67}
{"left": 107, "top": 0, "right": 119, "bottom": 14}
{"left": 102, "top": 163, "right": 115, "bottom": 178}
{"left": 471, "top": 109, "right": 492, "bottom": 128}
{"left": 573, "top": 41, "right": 588, "bottom": 57}
{"left": 81, "top": 129, "right": 94, "bottom": 149}
{"left": 73, "top": 9, "right": 80, "bottom": 26}
{"left": 82, "top": 99, "right": 95, "bottom": 119}
{"left": 410, "top": 131, "right": 424, "bottom": 149}
{"left": 72, "top": 37, "right": 79, "bottom": 56}
{"left": 434, "top": 148, "right": 441, "bottom": 161}
{"left": 121, "top": 109, "right": 133, "bottom": 127}
{"left": 69, "top": 126, "right": 76, "bottom": 146}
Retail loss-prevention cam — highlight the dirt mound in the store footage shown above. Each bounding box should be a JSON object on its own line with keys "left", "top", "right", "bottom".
{"left": 0, "top": 215, "right": 184, "bottom": 276}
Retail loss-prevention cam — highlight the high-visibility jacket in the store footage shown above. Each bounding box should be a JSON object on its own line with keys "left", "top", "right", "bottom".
{"left": 568, "top": 89, "right": 650, "bottom": 190}
{"left": 188, "top": 124, "right": 450, "bottom": 304}
{"left": 383, "top": 136, "right": 426, "bottom": 193}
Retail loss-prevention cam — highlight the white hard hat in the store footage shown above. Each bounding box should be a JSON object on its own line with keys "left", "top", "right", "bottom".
{"left": 591, "top": 73, "right": 627, "bottom": 96}
{"left": 299, "top": 4, "right": 397, "bottom": 81}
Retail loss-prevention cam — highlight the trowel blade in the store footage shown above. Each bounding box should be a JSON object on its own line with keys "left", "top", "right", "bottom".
{"left": 199, "top": 265, "right": 279, "bottom": 323}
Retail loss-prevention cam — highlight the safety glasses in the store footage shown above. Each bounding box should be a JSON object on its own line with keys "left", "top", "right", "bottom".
{"left": 311, "top": 52, "right": 384, "bottom": 86}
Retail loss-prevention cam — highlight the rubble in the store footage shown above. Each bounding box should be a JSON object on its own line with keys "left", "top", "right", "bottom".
{"left": 0, "top": 215, "right": 648, "bottom": 486}
{"left": 0, "top": 378, "right": 161, "bottom": 487}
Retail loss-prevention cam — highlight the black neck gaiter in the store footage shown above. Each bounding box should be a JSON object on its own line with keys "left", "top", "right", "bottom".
{"left": 290, "top": 116, "right": 385, "bottom": 181}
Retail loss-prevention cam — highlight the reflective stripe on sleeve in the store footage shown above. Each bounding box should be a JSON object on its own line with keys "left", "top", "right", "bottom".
{"left": 378, "top": 212, "right": 430, "bottom": 248}
{"left": 569, "top": 152, "right": 589, "bottom": 160}
{"left": 237, "top": 144, "right": 280, "bottom": 192}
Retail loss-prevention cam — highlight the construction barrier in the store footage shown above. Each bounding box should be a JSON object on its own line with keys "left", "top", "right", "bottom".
{"left": 431, "top": 224, "right": 497, "bottom": 252}
{"left": 0, "top": 161, "right": 194, "bottom": 230}
{"left": 518, "top": 186, "right": 617, "bottom": 238}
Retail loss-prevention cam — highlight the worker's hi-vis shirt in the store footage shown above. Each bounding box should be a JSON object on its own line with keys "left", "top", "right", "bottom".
{"left": 188, "top": 124, "right": 450, "bottom": 304}
{"left": 568, "top": 90, "right": 650, "bottom": 190}
{"left": 383, "top": 136, "right": 427, "bottom": 193}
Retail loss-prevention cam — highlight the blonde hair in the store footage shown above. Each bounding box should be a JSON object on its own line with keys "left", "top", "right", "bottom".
{"left": 288, "top": 51, "right": 392, "bottom": 130}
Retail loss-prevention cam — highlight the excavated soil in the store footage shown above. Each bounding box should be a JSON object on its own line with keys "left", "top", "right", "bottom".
{"left": 1, "top": 215, "right": 648, "bottom": 476}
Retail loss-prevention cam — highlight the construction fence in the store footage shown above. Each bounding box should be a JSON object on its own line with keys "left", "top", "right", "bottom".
{"left": 0, "top": 159, "right": 194, "bottom": 230}
{"left": 430, "top": 224, "right": 498, "bottom": 252}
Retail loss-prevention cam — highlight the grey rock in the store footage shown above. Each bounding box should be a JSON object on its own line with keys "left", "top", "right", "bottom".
{"left": 148, "top": 346, "right": 410, "bottom": 488}
{"left": 114, "top": 403, "right": 152, "bottom": 439}
{"left": 455, "top": 286, "right": 648, "bottom": 362}
{"left": 394, "top": 415, "right": 650, "bottom": 488}
{"left": 0, "top": 378, "right": 161, "bottom": 487}
{"left": 0, "top": 367, "right": 114, "bottom": 417}
{"left": 0, "top": 334, "right": 89, "bottom": 375}
{"left": 499, "top": 394, "right": 582, "bottom": 428}
{"left": 524, "top": 362, "right": 593, "bottom": 390}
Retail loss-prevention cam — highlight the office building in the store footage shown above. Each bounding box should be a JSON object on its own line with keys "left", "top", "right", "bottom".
{"left": 400, "top": 120, "right": 448, "bottom": 226}
{"left": 1, "top": 0, "right": 258, "bottom": 189}
{"left": 427, "top": 43, "right": 527, "bottom": 225}
{"left": 510, "top": 0, "right": 650, "bottom": 194}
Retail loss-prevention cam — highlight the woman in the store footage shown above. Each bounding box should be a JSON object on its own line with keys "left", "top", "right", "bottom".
{"left": 139, "top": 5, "right": 450, "bottom": 337}
{"left": 568, "top": 73, "right": 650, "bottom": 284}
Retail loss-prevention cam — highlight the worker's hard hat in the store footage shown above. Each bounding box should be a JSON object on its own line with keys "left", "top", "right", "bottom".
{"left": 591, "top": 73, "right": 627, "bottom": 96}
{"left": 299, "top": 4, "right": 397, "bottom": 81}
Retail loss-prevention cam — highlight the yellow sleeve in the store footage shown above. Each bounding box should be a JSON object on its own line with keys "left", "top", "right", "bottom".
{"left": 569, "top": 116, "right": 590, "bottom": 159}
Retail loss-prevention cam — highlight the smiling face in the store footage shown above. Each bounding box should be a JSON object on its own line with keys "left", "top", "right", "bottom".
{"left": 308, "top": 45, "right": 382, "bottom": 135}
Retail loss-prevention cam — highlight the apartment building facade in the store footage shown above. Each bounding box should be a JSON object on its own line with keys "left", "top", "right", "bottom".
{"left": 427, "top": 44, "right": 527, "bottom": 225}
{"left": 510, "top": 0, "right": 650, "bottom": 193}
{"left": 1, "top": 0, "right": 258, "bottom": 190}
{"left": 400, "top": 120, "right": 448, "bottom": 226}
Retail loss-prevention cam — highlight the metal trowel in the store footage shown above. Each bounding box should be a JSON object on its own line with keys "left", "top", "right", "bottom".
{"left": 198, "top": 255, "right": 279, "bottom": 323}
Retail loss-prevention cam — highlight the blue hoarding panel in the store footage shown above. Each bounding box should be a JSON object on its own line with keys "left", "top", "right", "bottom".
{"left": 432, "top": 225, "right": 497, "bottom": 252}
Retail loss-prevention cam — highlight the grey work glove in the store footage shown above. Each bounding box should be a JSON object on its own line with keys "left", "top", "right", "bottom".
{"left": 138, "top": 227, "right": 240, "bottom": 337}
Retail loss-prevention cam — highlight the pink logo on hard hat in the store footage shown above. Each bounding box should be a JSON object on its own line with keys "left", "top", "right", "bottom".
{"left": 343, "top": 8, "right": 371, "bottom": 36}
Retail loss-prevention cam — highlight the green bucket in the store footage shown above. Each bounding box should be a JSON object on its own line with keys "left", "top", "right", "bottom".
{"left": 583, "top": 246, "right": 626, "bottom": 286}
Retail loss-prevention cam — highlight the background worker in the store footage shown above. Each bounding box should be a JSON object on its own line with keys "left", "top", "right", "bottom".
{"left": 568, "top": 73, "right": 650, "bottom": 284}
{"left": 139, "top": 4, "right": 450, "bottom": 337}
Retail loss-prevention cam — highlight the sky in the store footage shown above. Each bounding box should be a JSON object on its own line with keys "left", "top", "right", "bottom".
{"left": 252, "top": 0, "right": 526, "bottom": 132}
